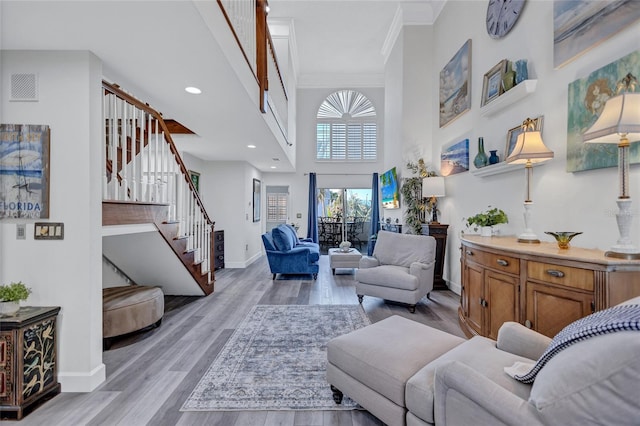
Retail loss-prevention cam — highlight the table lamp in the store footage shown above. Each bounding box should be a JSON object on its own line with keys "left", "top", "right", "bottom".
{"left": 422, "top": 176, "right": 445, "bottom": 224}
{"left": 582, "top": 73, "right": 640, "bottom": 259}
{"left": 506, "top": 118, "right": 554, "bottom": 243}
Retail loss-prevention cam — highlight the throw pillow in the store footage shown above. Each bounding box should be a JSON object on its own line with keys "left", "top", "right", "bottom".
{"left": 513, "top": 304, "right": 640, "bottom": 384}
{"left": 271, "top": 226, "right": 293, "bottom": 251}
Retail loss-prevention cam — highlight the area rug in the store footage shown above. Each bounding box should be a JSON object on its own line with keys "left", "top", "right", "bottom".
{"left": 181, "top": 304, "right": 370, "bottom": 411}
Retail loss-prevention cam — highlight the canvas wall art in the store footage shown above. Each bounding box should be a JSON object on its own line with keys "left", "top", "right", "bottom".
{"left": 554, "top": 1, "right": 640, "bottom": 68}
{"left": 439, "top": 39, "right": 471, "bottom": 127}
{"left": 440, "top": 138, "right": 469, "bottom": 176}
{"left": 566, "top": 50, "right": 640, "bottom": 173}
{"left": 0, "top": 124, "right": 50, "bottom": 219}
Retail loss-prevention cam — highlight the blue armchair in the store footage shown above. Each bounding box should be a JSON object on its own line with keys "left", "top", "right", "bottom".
{"left": 261, "top": 224, "right": 320, "bottom": 280}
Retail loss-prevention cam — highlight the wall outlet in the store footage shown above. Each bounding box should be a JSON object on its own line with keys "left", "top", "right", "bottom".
{"left": 296, "top": 213, "right": 302, "bottom": 218}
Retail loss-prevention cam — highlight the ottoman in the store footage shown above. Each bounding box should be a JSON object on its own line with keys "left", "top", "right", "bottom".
{"left": 326, "top": 315, "right": 464, "bottom": 426}
{"left": 328, "top": 247, "right": 362, "bottom": 274}
{"left": 102, "top": 285, "right": 164, "bottom": 346}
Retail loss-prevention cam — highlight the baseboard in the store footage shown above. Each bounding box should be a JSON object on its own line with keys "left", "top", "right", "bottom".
{"left": 59, "top": 363, "right": 106, "bottom": 392}
{"left": 225, "top": 252, "right": 262, "bottom": 269}
{"left": 447, "top": 280, "right": 462, "bottom": 296}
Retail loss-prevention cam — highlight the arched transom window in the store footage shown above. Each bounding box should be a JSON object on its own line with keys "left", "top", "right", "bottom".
{"left": 316, "top": 90, "right": 377, "bottom": 161}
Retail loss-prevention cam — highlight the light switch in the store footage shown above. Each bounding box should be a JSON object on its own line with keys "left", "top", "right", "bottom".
{"left": 16, "top": 224, "right": 26, "bottom": 240}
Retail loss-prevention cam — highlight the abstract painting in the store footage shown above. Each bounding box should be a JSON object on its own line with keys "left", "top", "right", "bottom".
{"left": 439, "top": 39, "right": 471, "bottom": 127}
{"left": 441, "top": 138, "right": 469, "bottom": 176}
{"left": 566, "top": 50, "right": 640, "bottom": 172}
{"left": 554, "top": 1, "right": 640, "bottom": 68}
{"left": 0, "top": 124, "right": 50, "bottom": 219}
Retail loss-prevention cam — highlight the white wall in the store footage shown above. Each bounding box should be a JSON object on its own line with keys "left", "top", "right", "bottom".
{"left": 198, "top": 160, "right": 262, "bottom": 268}
{"left": 423, "top": 1, "right": 640, "bottom": 292}
{"left": 1, "top": 51, "right": 105, "bottom": 391}
{"left": 263, "top": 86, "right": 385, "bottom": 238}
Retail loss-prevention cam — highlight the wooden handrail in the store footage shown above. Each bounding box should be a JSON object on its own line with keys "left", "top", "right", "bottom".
{"left": 102, "top": 80, "right": 213, "bottom": 226}
{"left": 216, "top": 0, "right": 259, "bottom": 86}
{"left": 256, "top": 0, "right": 269, "bottom": 113}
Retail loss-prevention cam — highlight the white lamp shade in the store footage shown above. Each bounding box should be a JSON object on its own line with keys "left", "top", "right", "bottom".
{"left": 422, "top": 176, "right": 445, "bottom": 198}
{"left": 506, "top": 131, "right": 554, "bottom": 164}
{"left": 583, "top": 92, "right": 640, "bottom": 144}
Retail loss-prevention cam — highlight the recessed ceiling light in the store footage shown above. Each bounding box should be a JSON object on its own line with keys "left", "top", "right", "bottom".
{"left": 270, "top": 166, "right": 277, "bottom": 169}
{"left": 247, "top": 144, "right": 257, "bottom": 149}
{"left": 185, "top": 86, "right": 202, "bottom": 94}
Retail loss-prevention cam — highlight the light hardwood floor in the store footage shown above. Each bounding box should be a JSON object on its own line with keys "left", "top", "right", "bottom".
{"left": 20, "top": 255, "right": 466, "bottom": 426}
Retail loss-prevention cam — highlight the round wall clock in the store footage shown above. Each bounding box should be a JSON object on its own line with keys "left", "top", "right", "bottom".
{"left": 486, "top": 0, "right": 526, "bottom": 39}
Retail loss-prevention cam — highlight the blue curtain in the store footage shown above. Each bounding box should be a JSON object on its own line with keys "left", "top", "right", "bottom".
{"left": 368, "top": 172, "right": 380, "bottom": 255}
{"left": 306, "top": 173, "right": 319, "bottom": 243}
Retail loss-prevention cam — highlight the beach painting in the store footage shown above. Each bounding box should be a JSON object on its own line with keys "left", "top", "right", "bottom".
{"left": 0, "top": 124, "right": 50, "bottom": 219}
{"left": 554, "top": 0, "right": 640, "bottom": 68}
{"left": 439, "top": 39, "right": 471, "bottom": 127}
{"left": 566, "top": 50, "right": 640, "bottom": 172}
{"left": 441, "top": 138, "right": 469, "bottom": 177}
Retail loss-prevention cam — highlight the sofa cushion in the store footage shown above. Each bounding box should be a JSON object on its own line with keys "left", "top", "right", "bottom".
{"left": 529, "top": 330, "right": 640, "bottom": 425}
{"left": 356, "top": 265, "right": 417, "bottom": 291}
{"left": 406, "top": 336, "right": 533, "bottom": 424}
{"left": 327, "top": 316, "right": 464, "bottom": 409}
{"left": 373, "top": 231, "right": 434, "bottom": 267}
{"left": 271, "top": 225, "right": 295, "bottom": 251}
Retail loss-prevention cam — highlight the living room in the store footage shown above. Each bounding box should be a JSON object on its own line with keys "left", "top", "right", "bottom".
{"left": 1, "top": 0, "right": 640, "bottom": 423}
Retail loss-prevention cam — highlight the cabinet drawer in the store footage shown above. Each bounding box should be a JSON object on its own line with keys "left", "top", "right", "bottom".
{"left": 463, "top": 247, "right": 519, "bottom": 275}
{"left": 527, "top": 261, "right": 593, "bottom": 291}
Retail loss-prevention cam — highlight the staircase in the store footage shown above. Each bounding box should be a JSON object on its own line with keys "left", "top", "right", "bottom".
{"left": 101, "top": 81, "right": 214, "bottom": 296}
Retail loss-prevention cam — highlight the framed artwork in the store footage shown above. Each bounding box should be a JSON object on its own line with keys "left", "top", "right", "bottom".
{"left": 253, "top": 178, "right": 261, "bottom": 222}
{"left": 0, "top": 124, "right": 50, "bottom": 219}
{"left": 439, "top": 39, "right": 472, "bottom": 127}
{"left": 440, "top": 137, "right": 469, "bottom": 177}
{"left": 505, "top": 116, "right": 544, "bottom": 159}
{"left": 553, "top": 1, "right": 640, "bottom": 69}
{"left": 566, "top": 50, "right": 640, "bottom": 172}
{"left": 481, "top": 60, "right": 508, "bottom": 107}
{"left": 189, "top": 170, "right": 200, "bottom": 193}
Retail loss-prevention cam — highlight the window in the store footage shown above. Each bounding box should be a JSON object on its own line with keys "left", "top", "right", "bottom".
{"left": 316, "top": 90, "right": 377, "bottom": 161}
{"left": 266, "top": 191, "right": 288, "bottom": 222}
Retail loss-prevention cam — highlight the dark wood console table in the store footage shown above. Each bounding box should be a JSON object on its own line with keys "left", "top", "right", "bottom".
{"left": 427, "top": 223, "right": 449, "bottom": 290}
{"left": 0, "top": 306, "right": 61, "bottom": 420}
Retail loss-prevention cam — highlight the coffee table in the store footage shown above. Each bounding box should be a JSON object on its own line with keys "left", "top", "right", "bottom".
{"left": 328, "top": 248, "right": 362, "bottom": 275}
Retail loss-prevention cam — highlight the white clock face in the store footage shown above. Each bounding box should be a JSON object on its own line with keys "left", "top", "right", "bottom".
{"left": 486, "top": 0, "right": 526, "bottom": 39}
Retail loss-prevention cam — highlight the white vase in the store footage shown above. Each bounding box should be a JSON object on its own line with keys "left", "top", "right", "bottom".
{"left": 480, "top": 226, "right": 493, "bottom": 237}
{"left": 0, "top": 301, "right": 20, "bottom": 316}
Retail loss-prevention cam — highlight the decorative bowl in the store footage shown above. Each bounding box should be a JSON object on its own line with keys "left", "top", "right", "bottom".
{"left": 545, "top": 232, "right": 583, "bottom": 249}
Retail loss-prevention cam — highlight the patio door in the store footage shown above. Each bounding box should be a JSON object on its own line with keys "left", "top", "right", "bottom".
{"left": 317, "top": 188, "right": 371, "bottom": 249}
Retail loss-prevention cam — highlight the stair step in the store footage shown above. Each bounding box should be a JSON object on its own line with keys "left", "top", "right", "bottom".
{"left": 163, "top": 220, "right": 180, "bottom": 225}
{"left": 174, "top": 235, "right": 188, "bottom": 241}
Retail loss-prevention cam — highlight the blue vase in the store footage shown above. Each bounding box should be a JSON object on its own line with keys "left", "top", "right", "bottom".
{"left": 514, "top": 59, "right": 528, "bottom": 85}
{"left": 489, "top": 150, "right": 499, "bottom": 164}
{"left": 473, "top": 137, "right": 489, "bottom": 169}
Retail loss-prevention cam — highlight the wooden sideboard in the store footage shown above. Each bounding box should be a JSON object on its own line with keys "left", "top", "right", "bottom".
{"left": 0, "top": 306, "right": 61, "bottom": 420}
{"left": 459, "top": 236, "right": 640, "bottom": 339}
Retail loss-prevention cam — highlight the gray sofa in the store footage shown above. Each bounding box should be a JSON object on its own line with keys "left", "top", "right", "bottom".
{"left": 327, "top": 296, "right": 640, "bottom": 426}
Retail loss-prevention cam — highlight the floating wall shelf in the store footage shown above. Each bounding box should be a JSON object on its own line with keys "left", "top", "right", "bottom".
{"left": 470, "top": 159, "right": 547, "bottom": 177}
{"left": 480, "top": 80, "right": 538, "bottom": 117}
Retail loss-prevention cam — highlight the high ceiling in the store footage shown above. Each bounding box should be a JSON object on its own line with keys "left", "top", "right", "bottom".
{"left": 1, "top": 1, "right": 444, "bottom": 172}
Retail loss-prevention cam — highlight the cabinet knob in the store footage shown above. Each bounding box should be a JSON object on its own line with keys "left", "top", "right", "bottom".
{"left": 546, "top": 269, "right": 565, "bottom": 278}
{"left": 496, "top": 259, "right": 509, "bottom": 266}
{"left": 466, "top": 250, "right": 473, "bottom": 256}
{"left": 525, "top": 320, "right": 532, "bottom": 329}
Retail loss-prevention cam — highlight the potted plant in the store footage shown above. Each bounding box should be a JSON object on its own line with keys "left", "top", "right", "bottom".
{"left": 0, "top": 281, "right": 31, "bottom": 316}
{"left": 464, "top": 206, "right": 508, "bottom": 237}
{"left": 401, "top": 159, "right": 436, "bottom": 234}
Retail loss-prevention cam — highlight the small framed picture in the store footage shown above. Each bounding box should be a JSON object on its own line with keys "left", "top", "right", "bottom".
{"left": 481, "top": 60, "right": 508, "bottom": 107}
{"left": 505, "top": 116, "right": 544, "bottom": 159}
{"left": 189, "top": 170, "right": 200, "bottom": 193}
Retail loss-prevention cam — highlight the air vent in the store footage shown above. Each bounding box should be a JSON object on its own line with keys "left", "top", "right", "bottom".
{"left": 10, "top": 73, "right": 38, "bottom": 101}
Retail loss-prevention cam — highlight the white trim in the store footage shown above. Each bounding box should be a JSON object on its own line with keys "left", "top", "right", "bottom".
{"left": 59, "top": 363, "right": 106, "bottom": 393}
{"left": 225, "top": 252, "right": 262, "bottom": 269}
{"left": 381, "top": 5, "right": 404, "bottom": 64}
{"left": 102, "top": 223, "right": 157, "bottom": 236}
{"left": 447, "top": 280, "right": 461, "bottom": 296}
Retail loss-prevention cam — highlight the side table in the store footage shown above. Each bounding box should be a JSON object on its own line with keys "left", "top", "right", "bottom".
{"left": 329, "top": 248, "right": 363, "bottom": 275}
{"left": 0, "top": 306, "right": 61, "bottom": 420}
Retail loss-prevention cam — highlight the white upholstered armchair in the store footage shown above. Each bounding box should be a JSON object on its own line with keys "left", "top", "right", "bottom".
{"left": 355, "top": 230, "right": 436, "bottom": 313}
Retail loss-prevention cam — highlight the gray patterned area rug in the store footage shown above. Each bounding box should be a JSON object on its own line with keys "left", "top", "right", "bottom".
{"left": 181, "top": 304, "right": 370, "bottom": 411}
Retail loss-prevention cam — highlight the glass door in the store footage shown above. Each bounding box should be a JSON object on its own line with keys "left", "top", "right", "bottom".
{"left": 317, "top": 188, "right": 371, "bottom": 250}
